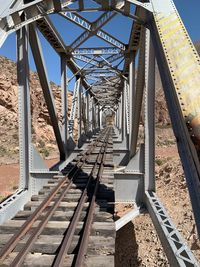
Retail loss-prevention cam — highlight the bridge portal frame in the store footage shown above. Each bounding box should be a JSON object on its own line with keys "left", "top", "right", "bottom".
{"left": 0, "top": 1, "right": 200, "bottom": 266}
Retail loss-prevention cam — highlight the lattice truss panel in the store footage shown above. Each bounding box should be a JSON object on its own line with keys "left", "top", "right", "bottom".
{"left": 1, "top": 1, "right": 200, "bottom": 267}
{"left": 0, "top": 0, "right": 149, "bottom": 112}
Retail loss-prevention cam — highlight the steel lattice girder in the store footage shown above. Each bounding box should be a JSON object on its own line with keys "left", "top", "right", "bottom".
{"left": 0, "top": 0, "right": 147, "bottom": 104}
{"left": 73, "top": 47, "right": 121, "bottom": 55}
{"left": 0, "top": 1, "right": 200, "bottom": 266}
{"left": 29, "top": 23, "right": 66, "bottom": 159}
{"left": 62, "top": 9, "right": 126, "bottom": 50}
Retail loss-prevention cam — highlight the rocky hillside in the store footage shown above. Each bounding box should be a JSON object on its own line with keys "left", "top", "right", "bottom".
{"left": 0, "top": 56, "right": 73, "bottom": 162}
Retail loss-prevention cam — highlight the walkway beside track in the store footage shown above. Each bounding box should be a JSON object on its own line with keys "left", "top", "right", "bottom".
{"left": 0, "top": 128, "right": 115, "bottom": 267}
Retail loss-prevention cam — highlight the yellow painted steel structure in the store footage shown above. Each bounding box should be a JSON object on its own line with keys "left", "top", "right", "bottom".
{"left": 153, "top": 7, "right": 200, "bottom": 147}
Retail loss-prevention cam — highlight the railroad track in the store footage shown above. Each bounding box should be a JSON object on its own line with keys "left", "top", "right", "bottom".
{"left": 0, "top": 128, "right": 115, "bottom": 267}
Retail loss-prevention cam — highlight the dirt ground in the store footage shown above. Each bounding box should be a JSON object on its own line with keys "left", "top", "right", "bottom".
{"left": 0, "top": 158, "right": 58, "bottom": 201}
{"left": 0, "top": 163, "right": 19, "bottom": 200}
{"left": 115, "top": 136, "right": 200, "bottom": 266}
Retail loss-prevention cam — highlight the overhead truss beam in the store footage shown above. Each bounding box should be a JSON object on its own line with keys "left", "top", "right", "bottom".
{"left": 72, "top": 47, "right": 121, "bottom": 55}
{"left": 61, "top": 10, "right": 126, "bottom": 50}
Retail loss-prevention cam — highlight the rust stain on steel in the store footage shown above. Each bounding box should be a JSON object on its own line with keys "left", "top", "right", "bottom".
{"left": 154, "top": 11, "right": 200, "bottom": 148}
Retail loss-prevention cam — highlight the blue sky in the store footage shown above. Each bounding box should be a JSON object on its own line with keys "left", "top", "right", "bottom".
{"left": 0, "top": 1, "right": 200, "bottom": 88}
{"left": 174, "top": 0, "right": 200, "bottom": 42}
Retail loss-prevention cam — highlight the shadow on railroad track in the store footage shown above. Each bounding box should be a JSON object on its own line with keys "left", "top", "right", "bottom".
{"left": 61, "top": 161, "right": 115, "bottom": 208}
{"left": 60, "top": 161, "right": 140, "bottom": 266}
{"left": 59, "top": 159, "right": 141, "bottom": 266}
{"left": 58, "top": 160, "right": 115, "bottom": 264}
{"left": 115, "top": 220, "right": 139, "bottom": 267}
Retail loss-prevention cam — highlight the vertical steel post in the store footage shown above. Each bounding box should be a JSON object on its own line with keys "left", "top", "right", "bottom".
{"left": 118, "top": 102, "right": 121, "bottom": 132}
{"left": 123, "top": 83, "right": 128, "bottom": 147}
{"left": 144, "top": 29, "right": 155, "bottom": 191}
{"left": 95, "top": 104, "right": 98, "bottom": 129}
{"left": 78, "top": 79, "right": 82, "bottom": 140}
{"left": 129, "top": 51, "right": 136, "bottom": 153}
{"left": 94, "top": 102, "right": 97, "bottom": 130}
{"left": 17, "top": 26, "right": 31, "bottom": 189}
{"left": 94, "top": 103, "right": 97, "bottom": 130}
{"left": 115, "top": 109, "right": 118, "bottom": 128}
{"left": 90, "top": 97, "right": 93, "bottom": 132}
{"left": 86, "top": 92, "right": 89, "bottom": 134}
{"left": 119, "top": 95, "right": 122, "bottom": 135}
{"left": 82, "top": 93, "right": 87, "bottom": 135}
{"left": 121, "top": 89, "right": 125, "bottom": 140}
{"left": 100, "top": 108, "right": 102, "bottom": 129}
{"left": 89, "top": 96, "right": 93, "bottom": 132}
{"left": 97, "top": 104, "right": 100, "bottom": 129}
{"left": 92, "top": 98, "right": 95, "bottom": 132}
{"left": 129, "top": 28, "right": 146, "bottom": 158}
{"left": 61, "top": 53, "right": 68, "bottom": 153}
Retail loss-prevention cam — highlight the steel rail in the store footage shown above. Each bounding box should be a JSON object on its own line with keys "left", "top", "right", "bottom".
{"left": 0, "top": 129, "right": 108, "bottom": 264}
{"left": 8, "top": 128, "right": 110, "bottom": 267}
{"left": 74, "top": 129, "right": 111, "bottom": 267}
{"left": 52, "top": 129, "right": 111, "bottom": 267}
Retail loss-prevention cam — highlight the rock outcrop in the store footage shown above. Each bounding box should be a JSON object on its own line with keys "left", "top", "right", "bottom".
{"left": 0, "top": 56, "right": 73, "bottom": 161}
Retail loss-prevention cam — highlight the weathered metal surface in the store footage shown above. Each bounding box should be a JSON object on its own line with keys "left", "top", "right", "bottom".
{"left": 0, "top": 129, "right": 115, "bottom": 267}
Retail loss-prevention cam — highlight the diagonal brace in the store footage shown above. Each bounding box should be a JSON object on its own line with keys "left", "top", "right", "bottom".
{"left": 29, "top": 23, "right": 65, "bottom": 160}
{"left": 60, "top": 10, "right": 125, "bottom": 50}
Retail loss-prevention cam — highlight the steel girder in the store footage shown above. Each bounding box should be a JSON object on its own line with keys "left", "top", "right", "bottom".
{"left": 69, "top": 78, "right": 81, "bottom": 137}
{"left": 144, "top": 29, "right": 155, "bottom": 192}
{"left": 17, "top": 25, "right": 31, "bottom": 189}
{"left": 61, "top": 53, "right": 69, "bottom": 150}
{"left": 35, "top": 16, "right": 98, "bottom": 100}
{"left": 29, "top": 23, "right": 66, "bottom": 160}
{"left": 0, "top": 0, "right": 148, "bottom": 107}
{"left": 2, "top": 1, "right": 146, "bottom": 102}
{"left": 65, "top": 10, "right": 126, "bottom": 50}
{"left": 1, "top": 1, "right": 200, "bottom": 266}
{"left": 145, "top": 191, "right": 199, "bottom": 267}
{"left": 73, "top": 47, "right": 121, "bottom": 55}
{"left": 129, "top": 26, "right": 145, "bottom": 159}
{"left": 149, "top": 0, "right": 200, "bottom": 239}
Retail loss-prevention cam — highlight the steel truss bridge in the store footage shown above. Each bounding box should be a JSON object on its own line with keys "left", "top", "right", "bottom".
{"left": 0, "top": 0, "right": 200, "bottom": 266}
